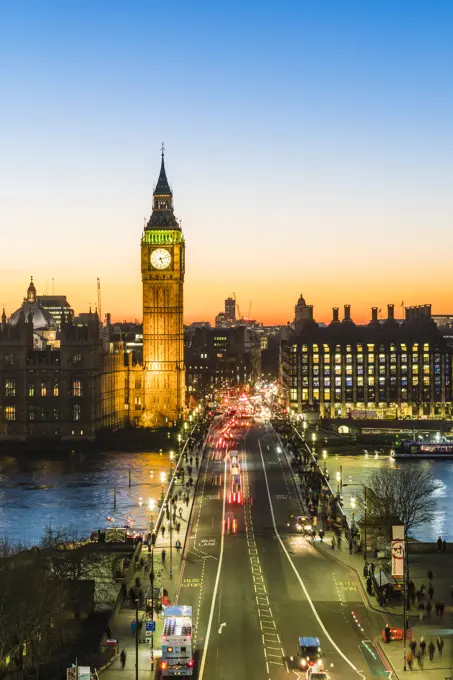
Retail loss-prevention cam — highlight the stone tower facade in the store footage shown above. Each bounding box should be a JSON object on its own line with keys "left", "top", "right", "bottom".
{"left": 141, "top": 150, "right": 185, "bottom": 426}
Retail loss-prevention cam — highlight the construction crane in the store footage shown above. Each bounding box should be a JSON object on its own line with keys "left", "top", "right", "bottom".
{"left": 97, "top": 278, "right": 102, "bottom": 322}
{"left": 233, "top": 292, "right": 242, "bottom": 320}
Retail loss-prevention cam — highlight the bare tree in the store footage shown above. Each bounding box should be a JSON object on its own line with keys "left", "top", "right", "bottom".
{"left": 359, "top": 466, "right": 440, "bottom": 539}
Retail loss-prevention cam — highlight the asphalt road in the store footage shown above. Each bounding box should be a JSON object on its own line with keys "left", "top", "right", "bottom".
{"left": 176, "top": 420, "right": 393, "bottom": 680}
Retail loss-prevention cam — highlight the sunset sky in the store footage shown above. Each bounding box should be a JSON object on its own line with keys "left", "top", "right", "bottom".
{"left": 1, "top": 1, "right": 453, "bottom": 326}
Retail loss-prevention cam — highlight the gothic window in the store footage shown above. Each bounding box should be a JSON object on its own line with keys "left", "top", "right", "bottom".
{"left": 28, "top": 384, "right": 35, "bottom": 397}
{"left": 41, "top": 382, "right": 47, "bottom": 397}
{"left": 5, "top": 406, "right": 16, "bottom": 420}
{"left": 72, "top": 380, "right": 82, "bottom": 397}
{"left": 72, "top": 404, "right": 81, "bottom": 421}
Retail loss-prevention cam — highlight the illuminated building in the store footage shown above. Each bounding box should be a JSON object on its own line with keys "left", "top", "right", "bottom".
{"left": 141, "top": 148, "right": 185, "bottom": 427}
{"left": 37, "top": 294, "right": 74, "bottom": 330}
{"left": 281, "top": 301, "right": 452, "bottom": 419}
{"left": 224, "top": 297, "right": 236, "bottom": 324}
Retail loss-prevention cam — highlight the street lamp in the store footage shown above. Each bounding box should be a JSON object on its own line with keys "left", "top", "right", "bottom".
{"left": 351, "top": 496, "right": 356, "bottom": 524}
{"left": 160, "top": 471, "right": 166, "bottom": 503}
{"left": 322, "top": 449, "right": 327, "bottom": 474}
{"left": 169, "top": 450, "right": 175, "bottom": 474}
{"left": 149, "top": 497, "right": 155, "bottom": 531}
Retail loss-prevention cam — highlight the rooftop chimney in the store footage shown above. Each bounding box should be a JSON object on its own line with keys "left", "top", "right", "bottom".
{"left": 332, "top": 307, "right": 339, "bottom": 323}
{"left": 387, "top": 304, "right": 394, "bottom": 320}
{"left": 344, "top": 304, "right": 351, "bottom": 321}
{"left": 371, "top": 307, "right": 378, "bottom": 322}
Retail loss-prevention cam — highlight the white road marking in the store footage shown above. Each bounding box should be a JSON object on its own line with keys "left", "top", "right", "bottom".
{"left": 218, "top": 622, "right": 227, "bottom": 634}
{"left": 258, "top": 437, "right": 365, "bottom": 678}
{"left": 198, "top": 458, "right": 227, "bottom": 680}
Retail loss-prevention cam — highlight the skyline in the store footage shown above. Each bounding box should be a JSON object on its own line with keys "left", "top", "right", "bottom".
{"left": 2, "top": 1, "right": 453, "bottom": 325}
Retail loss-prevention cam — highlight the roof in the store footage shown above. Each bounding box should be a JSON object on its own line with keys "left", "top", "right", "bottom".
{"left": 299, "top": 637, "right": 321, "bottom": 648}
{"left": 9, "top": 301, "right": 56, "bottom": 331}
{"left": 166, "top": 605, "right": 192, "bottom": 617}
{"left": 154, "top": 153, "right": 172, "bottom": 195}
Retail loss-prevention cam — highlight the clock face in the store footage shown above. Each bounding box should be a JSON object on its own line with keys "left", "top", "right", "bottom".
{"left": 151, "top": 248, "right": 172, "bottom": 270}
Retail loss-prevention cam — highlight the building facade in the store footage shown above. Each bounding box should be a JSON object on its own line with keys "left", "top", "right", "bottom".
{"left": 185, "top": 325, "right": 261, "bottom": 398}
{"left": 141, "top": 149, "right": 185, "bottom": 427}
{"left": 281, "top": 301, "right": 453, "bottom": 419}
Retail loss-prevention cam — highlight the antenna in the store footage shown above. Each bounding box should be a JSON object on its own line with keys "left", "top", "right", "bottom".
{"left": 97, "top": 278, "right": 102, "bottom": 323}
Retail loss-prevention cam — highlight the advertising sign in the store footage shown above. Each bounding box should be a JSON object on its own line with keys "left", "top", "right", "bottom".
{"left": 78, "top": 668, "right": 91, "bottom": 680}
{"left": 391, "top": 525, "right": 405, "bottom": 578}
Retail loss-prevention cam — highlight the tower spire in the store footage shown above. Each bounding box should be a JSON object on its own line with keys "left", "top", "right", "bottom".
{"left": 146, "top": 146, "right": 179, "bottom": 229}
{"left": 154, "top": 142, "right": 172, "bottom": 195}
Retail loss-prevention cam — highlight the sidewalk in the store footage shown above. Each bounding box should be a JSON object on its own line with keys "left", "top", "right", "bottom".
{"left": 100, "top": 432, "right": 208, "bottom": 679}
{"left": 278, "top": 423, "right": 453, "bottom": 679}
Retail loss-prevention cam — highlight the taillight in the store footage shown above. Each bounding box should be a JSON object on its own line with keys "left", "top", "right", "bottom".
{"left": 161, "top": 661, "right": 168, "bottom": 670}
{"left": 228, "top": 492, "right": 232, "bottom": 503}
{"left": 188, "top": 659, "right": 194, "bottom": 668}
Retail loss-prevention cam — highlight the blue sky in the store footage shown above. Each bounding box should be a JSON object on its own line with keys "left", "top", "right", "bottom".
{"left": 1, "top": 1, "right": 452, "bottom": 322}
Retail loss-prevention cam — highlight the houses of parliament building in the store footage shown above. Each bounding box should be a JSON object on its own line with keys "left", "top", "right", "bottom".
{"left": 0, "top": 152, "right": 185, "bottom": 440}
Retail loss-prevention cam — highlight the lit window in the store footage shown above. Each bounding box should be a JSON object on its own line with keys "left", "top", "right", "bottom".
{"left": 5, "top": 406, "right": 16, "bottom": 421}
{"left": 5, "top": 380, "right": 15, "bottom": 397}
{"left": 324, "top": 389, "right": 331, "bottom": 401}
{"left": 424, "top": 376, "right": 430, "bottom": 385}
{"left": 424, "top": 343, "right": 429, "bottom": 351}
{"left": 423, "top": 354, "right": 429, "bottom": 364}
{"left": 368, "top": 354, "right": 375, "bottom": 363}
{"left": 313, "top": 389, "right": 320, "bottom": 400}
{"left": 73, "top": 353, "right": 82, "bottom": 363}
{"left": 346, "top": 354, "right": 352, "bottom": 365}
{"left": 313, "top": 354, "right": 319, "bottom": 364}
{"left": 41, "top": 383, "right": 47, "bottom": 397}
{"left": 53, "top": 383, "right": 59, "bottom": 397}
{"left": 413, "top": 365, "right": 419, "bottom": 374}
{"left": 28, "top": 384, "right": 35, "bottom": 397}
{"left": 72, "top": 404, "right": 81, "bottom": 421}
{"left": 379, "top": 354, "right": 386, "bottom": 364}
{"left": 368, "top": 365, "right": 374, "bottom": 375}
{"left": 368, "top": 376, "right": 375, "bottom": 386}
{"left": 401, "top": 343, "right": 407, "bottom": 351}
{"left": 302, "top": 389, "right": 308, "bottom": 400}
{"left": 357, "top": 354, "right": 363, "bottom": 364}
{"left": 401, "top": 354, "right": 407, "bottom": 364}
{"left": 335, "top": 354, "right": 341, "bottom": 364}
{"left": 72, "top": 380, "right": 82, "bottom": 397}
{"left": 413, "top": 377, "right": 419, "bottom": 386}
{"left": 357, "top": 377, "right": 364, "bottom": 386}
{"left": 290, "top": 389, "right": 297, "bottom": 401}
{"left": 53, "top": 408, "right": 60, "bottom": 421}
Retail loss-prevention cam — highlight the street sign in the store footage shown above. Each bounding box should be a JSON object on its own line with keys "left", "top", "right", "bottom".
{"left": 392, "top": 525, "right": 405, "bottom": 578}
{"left": 146, "top": 621, "right": 156, "bottom": 632}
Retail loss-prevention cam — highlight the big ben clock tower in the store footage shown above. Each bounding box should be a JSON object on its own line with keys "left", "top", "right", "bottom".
{"left": 141, "top": 147, "right": 185, "bottom": 426}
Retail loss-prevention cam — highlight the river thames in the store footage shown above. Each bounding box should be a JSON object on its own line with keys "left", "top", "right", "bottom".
{"left": 0, "top": 450, "right": 172, "bottom": 545}
{"left": 1, "top": 448, "right": 452, "bottom": 545}
{"left": 325, "top": 453, "right": 452, "bottom": 542}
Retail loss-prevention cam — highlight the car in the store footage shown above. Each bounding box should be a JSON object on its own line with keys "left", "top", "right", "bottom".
{"left": 297, "top": 637, "right": 323, "bottom": 669}
{"left": 306, "top": 670, "right": 329, "bottom": 680}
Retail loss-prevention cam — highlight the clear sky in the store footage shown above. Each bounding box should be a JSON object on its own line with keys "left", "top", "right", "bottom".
{"left": 1, "top": 1, "right": 452, "bottom": 325}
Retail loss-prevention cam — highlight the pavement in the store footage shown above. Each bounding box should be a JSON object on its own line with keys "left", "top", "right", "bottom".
{"left": 99, "top": 427, "right": 209, "bottom": 680}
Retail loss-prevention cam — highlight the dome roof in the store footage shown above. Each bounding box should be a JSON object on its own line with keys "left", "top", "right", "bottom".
{"left": 9, "top": 302, "right": 56, "bottom": 330}
{"left": 296, "top": 293, "right": 306, "bottom": 306}
{"left": 9, "top": 277, "right": 56, "bottom": 331}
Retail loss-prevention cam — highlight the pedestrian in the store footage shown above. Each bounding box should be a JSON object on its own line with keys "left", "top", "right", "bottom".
{"left": 437, "top": 536, "right": 443, "bottom": 552}
{"left": 106, "top": 624, "right": 112, "bottom": 639}
{"left": 420, "top": 637, "right": 426, "bottom": 656}
{"left": 179, "top": 507, "right": 183, "bottom": 518}
{"left": 440, "top": 602, "right": 445, "bottom": 618}
{"left": 176, "top": 521, "right": 181, "bottom": 533}
{"left": 407, "top": 650, "right": 413, "bottom": 670}
{"left": 428, "top": 641, "right": 435, "bottom": 661}
{"left": 176, "top": 539, "right": 182, "bottom": 554}
{"left": 161, "top": 525, "right": 165, "bottom": 538}
{"left": 435, "top": 601, "right": 441, "bottom": 616}
{"left": 189, "top": 476, "right": 193, "bottom": 487}
{"left": 436, "top": 635, "right": 444, "bottom": 655}
{"left": 426, "top": 601, "right": 432, "bottom": 618}
{"left": 427, "top": 570, "right": 433, "bottom": 582}
{"left": 428, "top": 583, "right": 434, "bottom": 600}
{"left": 363, "top": 563, "right": 369, "bottom": 578}
{"left": 409, "top": 639, "right": 417, "bottom": 655}
{"left": 416, "top": 652, "right": 423, "bottom": 670}
{"left": 185, "top": 495, "right": 189, "bottom": 508}
{"left": 121, "top": 582, "right": 127, "bottom": 602}
{"left": 443, "top": 539, "right": 447, "bottom": 553}
{"left": 337, "top": 535, "right": 342, "bottom": 551}
{"left": 196, "top": 456, "right": 199, "bottom": 468}
{"left": 120, "top": 649, "right": 127, "bottom": 670}
{"left": 190, "top": 456, "right": 193, "bottom": 466}
{"left": 161, "top": 549, "right": 166, "bottom": 564}
{"left": 418, "top": 602, "right": 425, "bottom": 622}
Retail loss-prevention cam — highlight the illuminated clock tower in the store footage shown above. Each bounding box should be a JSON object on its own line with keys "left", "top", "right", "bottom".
{"left": 141, "top": 147, "right": 185, "bottom": 426}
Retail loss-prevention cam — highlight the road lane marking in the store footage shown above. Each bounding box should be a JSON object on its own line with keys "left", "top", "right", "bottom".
{"left": 258, "top": 438, "right": 365, "bottom": 679}
{"left": 242, "top": 443, "right": 287, "bottom": 674}
{"left": 198, "top": 457, "right": 227, "bottom": 680}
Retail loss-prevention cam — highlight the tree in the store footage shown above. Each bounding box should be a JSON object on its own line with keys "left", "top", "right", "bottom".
{"left": 359, "top": 466, "right": 441, "bottom": 539}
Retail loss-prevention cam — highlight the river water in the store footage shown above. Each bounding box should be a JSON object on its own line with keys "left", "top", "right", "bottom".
{"left": 1, "top": 448, "right": 452, "bottom": 545}
{"left": 325, "top": 454, "right": 453, "bottom": 542}
{"left": 0, "top": 450, "right": 172, "bottom": 546}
